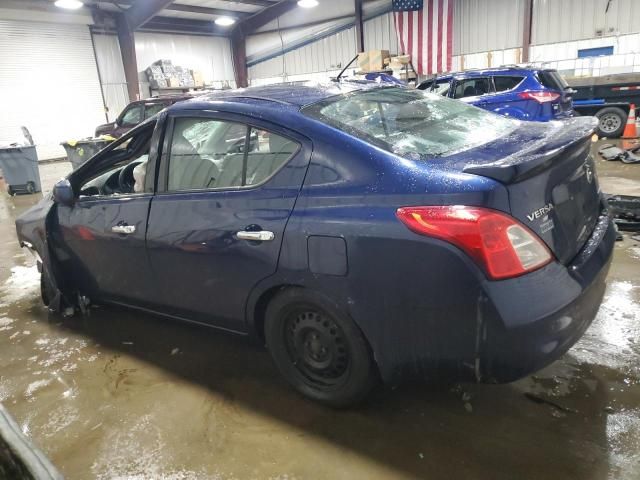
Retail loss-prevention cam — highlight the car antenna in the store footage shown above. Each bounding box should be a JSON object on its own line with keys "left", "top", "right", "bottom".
{"left": 334, "top": 54, "right": 359, "bottom": 82}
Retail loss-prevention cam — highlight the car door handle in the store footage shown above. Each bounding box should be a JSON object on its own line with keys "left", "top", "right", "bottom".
{"left": 111, "top": 224, "right": 136, "bottom": 234}
{"left": 236, "top": 230, "right": 275, "bottom": 241}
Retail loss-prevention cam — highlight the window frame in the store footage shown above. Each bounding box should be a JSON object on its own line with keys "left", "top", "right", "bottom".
{"left": 158, "top": 110, "right": 302, "bottom": 195}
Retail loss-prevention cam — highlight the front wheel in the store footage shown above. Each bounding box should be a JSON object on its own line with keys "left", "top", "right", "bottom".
{"left": 595, "top": 107, "right": 627, "bottom": 138}
{"left": 264, "top": 288, "right": 377, "bottom": 407}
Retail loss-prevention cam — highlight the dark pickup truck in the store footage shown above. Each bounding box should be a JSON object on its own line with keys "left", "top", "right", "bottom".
{"left": 567, "top": 73, "right": 640, "bottom": 138}
{"left": 95, "top": 94, "right": 194, "bottom": 138}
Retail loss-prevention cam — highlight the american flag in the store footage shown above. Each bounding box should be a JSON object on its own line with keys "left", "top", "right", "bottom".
{"left": 392, "top": 0, "right": 453, "bottom": 75}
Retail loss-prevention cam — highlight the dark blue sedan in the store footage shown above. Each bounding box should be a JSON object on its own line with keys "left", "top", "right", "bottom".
{"left": 16, "top": 82, "right": 615, "bottom": 406}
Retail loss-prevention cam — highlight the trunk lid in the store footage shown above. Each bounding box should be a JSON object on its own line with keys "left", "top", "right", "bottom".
{"left": 459, "top": 117, "right": 600, "bottom": 265}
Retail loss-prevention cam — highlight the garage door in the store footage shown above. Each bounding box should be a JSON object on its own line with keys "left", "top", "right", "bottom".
{"left": 0, "top": 20, "right": 106, "bottom": 160}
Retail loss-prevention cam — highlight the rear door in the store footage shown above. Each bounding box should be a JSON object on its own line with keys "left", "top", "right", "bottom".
{"left": 146, "top": 111, "right": 311, "bottom": 330}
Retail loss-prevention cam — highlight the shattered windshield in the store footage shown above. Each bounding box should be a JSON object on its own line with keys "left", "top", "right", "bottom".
{"left": 302, "top": 87, "right": 519, "bottom": 157}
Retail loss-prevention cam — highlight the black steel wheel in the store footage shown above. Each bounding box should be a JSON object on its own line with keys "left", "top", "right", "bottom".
{"left": 595, "top": 107, "right": 627, "bottom": 138}
{"left": 265, "top": 288, "right": 377, "bottom": 407}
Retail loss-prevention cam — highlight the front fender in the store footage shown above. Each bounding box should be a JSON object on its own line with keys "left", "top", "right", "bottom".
{"left": 15, "top": 196, "right": 70, "bottom": 312}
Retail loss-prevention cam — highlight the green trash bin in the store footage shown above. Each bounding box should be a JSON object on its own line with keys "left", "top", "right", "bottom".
{"left": 0, "top": 145, "right": 41, "bottom": 195}
{"left": 61, "top": 138, "right": 113, "bottom": 170}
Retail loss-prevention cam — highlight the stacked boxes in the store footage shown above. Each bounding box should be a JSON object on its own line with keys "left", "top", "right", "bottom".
{"left": 146, "top": 59, "right": 199, "bottom": 90}
{"left": 357, "top": 50, "right": 391, "bottom": 73}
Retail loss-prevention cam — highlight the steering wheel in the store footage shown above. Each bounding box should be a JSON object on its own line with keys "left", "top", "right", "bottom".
{"left": 118, "top": 161, "right": 141, "bottom": 193}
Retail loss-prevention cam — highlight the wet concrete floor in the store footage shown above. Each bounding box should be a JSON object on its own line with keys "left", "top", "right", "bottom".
{"left": 0, "top": 143, "right": 639, "bottom": 479}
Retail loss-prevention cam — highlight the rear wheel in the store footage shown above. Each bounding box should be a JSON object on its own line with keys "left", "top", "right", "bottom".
{"left": 595, "top": 107, "right": 627, "bottom": 138}
{"left": 40, "top": 266, "right": 55, "bottom": 307}
{"left": 264, "top": 288, "right": 377, "bottom": 407}
{"left": 26, "top": 181, "right": 36, "bottom": 194}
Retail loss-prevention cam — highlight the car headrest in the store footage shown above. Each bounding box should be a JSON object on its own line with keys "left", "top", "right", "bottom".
{"left": 463, "top": 85, "right": 476, "bottom": 97}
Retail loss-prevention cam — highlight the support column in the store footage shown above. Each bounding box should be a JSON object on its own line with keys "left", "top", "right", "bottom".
{"left": 116, "top": 14, "right": 140, "bottom": 102}
{"left": 231, "top": 30, "right": 248, "bottom": 88}
{"left": 522, "top": 0, "right": 533, "bottom": 63}
{"left": 355, "top": 0, "right": 364, "bottom": 53}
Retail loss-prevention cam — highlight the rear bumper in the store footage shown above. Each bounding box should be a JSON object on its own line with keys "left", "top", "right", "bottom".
{"left": 479, "top": 212, "right": 615, "bottom": 382}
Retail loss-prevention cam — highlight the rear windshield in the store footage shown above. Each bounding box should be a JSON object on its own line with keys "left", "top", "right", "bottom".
{"left": 537, "top": 70, "right": 569, "bottom": 91}
{"left": 302, "top": 87, "right": 518, "bottom": 158}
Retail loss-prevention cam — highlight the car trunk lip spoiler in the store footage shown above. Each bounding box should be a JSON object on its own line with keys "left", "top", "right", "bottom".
{"left": 462, "top": 117, "right": 597, "bottom": 184}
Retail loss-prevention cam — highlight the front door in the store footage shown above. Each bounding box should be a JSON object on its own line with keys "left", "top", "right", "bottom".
{"left": 55, "top": 122, "right": 159, "bottom": 305}
{"left": 146, "top": 113, "right": 311, "bottom": 331}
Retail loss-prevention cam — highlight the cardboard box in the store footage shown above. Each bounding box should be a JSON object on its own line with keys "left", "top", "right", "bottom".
{"left": 358, "top": 52, "right": 370, "bottom": 72}
{"left": 368, "top": 49, "right": 390, "bottom": 71}
{"left": 191, "top": 70, "right": 204, "bottom": 87}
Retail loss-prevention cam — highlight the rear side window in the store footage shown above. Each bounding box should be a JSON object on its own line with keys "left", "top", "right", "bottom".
{"left": 144, "top": 103, "right": 166, "bottom": 119}
{"left": 493, "top": 76, "right": 524, "bottom": 92}
{"left": 167, "top": 118, "right": 297, "bottom": 191}
{"left": 303, "top": 88, "right": 518, "bottom": 158}
{"left": 453, "top": 78, "right": 491, "bottom": 98}
{"left": 120, "top": 105, "right": 143, "bottom": 126}
{"left": 536, "top": 70, "right": 568, "bottom": 91}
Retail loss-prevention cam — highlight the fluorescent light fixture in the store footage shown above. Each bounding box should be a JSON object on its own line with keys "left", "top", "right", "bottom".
{"left": 214, "top": 16, "right": 236, "bottom": 26}
{"left": 297, "top": 0, "right": 319, "bottom": 8}
{"left": 54, "top": 0, "right": 84, "bottom": 9}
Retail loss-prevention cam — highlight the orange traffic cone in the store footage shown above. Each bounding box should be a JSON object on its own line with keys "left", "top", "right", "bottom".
{"left": 621, "top": 104, "right": 639, "bottom": 149}
{"left": 622, "top": 104, "right": 638, "bottom": 139}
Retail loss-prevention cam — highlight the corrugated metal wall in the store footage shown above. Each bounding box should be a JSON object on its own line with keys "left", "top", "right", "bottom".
{"left": 363, "top": 12, "right": 399, "bottom": 53}
{"left": 249, "top": 27, "right": 357, "bottom": 83}
{"left": 453, "top": 0, "right": 526, "bottom": 55}
{"left": 0, "top": 20, "right": 106, "bottom": 159}
{"left": 532, "top": 0, "right": 640, "bottom": 45}
{"left": 248, "top": 10, "right": 401, "bottom": 83}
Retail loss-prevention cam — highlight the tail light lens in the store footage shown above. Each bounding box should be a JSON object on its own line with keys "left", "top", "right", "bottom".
{"left": 518, "top": 91, "right": 561, "bottom": 103}
{"left": 396, "top": 206, "right": 553, "bottom": 280}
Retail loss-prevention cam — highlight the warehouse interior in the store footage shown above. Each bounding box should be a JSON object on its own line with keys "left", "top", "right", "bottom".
{"left": 0, "top": 0, "right": 639, "bottom": 478}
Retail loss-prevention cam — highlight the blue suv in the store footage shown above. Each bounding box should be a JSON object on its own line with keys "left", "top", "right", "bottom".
{"left": 418, "top": 67, "right": 575, "bottom": 122}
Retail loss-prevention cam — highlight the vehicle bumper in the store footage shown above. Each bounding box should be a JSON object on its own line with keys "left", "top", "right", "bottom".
{"left": 367, "top": 211, "right": 615, "bottom": 386}
{"left": 478, "top": 212, "right": 615, "bottom": 382}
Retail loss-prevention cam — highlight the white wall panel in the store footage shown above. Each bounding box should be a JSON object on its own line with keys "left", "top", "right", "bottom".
{"left": 134, "top": 32, "right": 235, "bottom": 96}
{"left": 363, "top": 12, "right": 399, "bottom": 54}
{"left": 454, "top": 0, "right": 525, "bottom": 55}
{"left": 532, "top": 0, "right": 640, "bottom": 45}
{"left": 92, "top": 34, "right": 129, "bottom": 123}
{"left": 0, "top": 20, "right": 106, "bottom": 160}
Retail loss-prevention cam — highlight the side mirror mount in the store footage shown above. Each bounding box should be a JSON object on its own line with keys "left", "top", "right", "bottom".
{"left": 52, "top": 179, "right": 74, "bottom": 206}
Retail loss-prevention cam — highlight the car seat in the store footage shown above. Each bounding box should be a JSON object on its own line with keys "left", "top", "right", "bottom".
{"left": 168, "top": 134, "right": 219, "bottom": 190}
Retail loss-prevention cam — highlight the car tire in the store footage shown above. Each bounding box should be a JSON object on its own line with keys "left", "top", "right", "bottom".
{"left": 595, "top": 107, "right": 627, "bottom": 138}
{"left": 40, "top": 266, "right": 55, "bottom": 307}
{"left": 264, "top": 288, "right": 378, "bottom": 408}
{"left": 26, "top": 182, "right": 36, "bottom": 194}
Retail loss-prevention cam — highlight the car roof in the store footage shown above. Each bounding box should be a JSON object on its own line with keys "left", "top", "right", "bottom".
{"left": 170, "top": 81, "right": 385, "bottom": 111}
{"left": 436, "top": 66, "right": 558, "bottom": 80}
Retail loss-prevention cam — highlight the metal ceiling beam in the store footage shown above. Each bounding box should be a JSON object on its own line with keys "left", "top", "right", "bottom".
{"left": 234, "top": 0, "right": 298, "bottom": 36}
{"left": 143, "top": 15, "right": 230, "bottom": 34}
{"left": 159, "top": 4, "right": 251, "bottom": 18}
{"left": 124, "top": 0, "right": 175, "bottom": 29}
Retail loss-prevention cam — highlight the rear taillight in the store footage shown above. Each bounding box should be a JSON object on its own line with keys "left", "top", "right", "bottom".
{"left": 518, "top": 91, "right": 560, "bottom": 103}
{"left": 396, "top": 206, "right": 553, "bottom": 280}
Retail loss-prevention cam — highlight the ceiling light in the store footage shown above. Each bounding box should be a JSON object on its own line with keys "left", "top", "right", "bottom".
{"left": 297, "top": 0, "right": 319, "bottom": 8}
{"left": 54, "top": 0, "right": 84, "bottom": 9}
{"left": 215, "top": 16, "right": 236, "bottom": 26}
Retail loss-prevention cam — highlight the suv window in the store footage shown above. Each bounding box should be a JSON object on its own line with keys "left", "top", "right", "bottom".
{"left": 536, "top": 70, "right": 568, "bottom": 91}
{"left": 144, "top": 103, "right": 166, "bottom": 119}
{"left": 493, "top": 76, "right": 524, "bottom": 92}
{"left": 120, "top": 105, "right": 143, "bottom": 126}
{"left": 167, "top": 118, "right": 297, "bottom": 192}
{"left": 453, "top": 78, "right": 491, "bottom": 99}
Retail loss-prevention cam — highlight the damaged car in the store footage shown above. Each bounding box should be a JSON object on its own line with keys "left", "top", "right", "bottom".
{"left": 15, "top": 83, "right": 616, "bottom": 407}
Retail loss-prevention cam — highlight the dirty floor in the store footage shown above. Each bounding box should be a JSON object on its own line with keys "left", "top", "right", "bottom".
{"left": 0, "top": 146, "right": 639, "bottom": 480}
